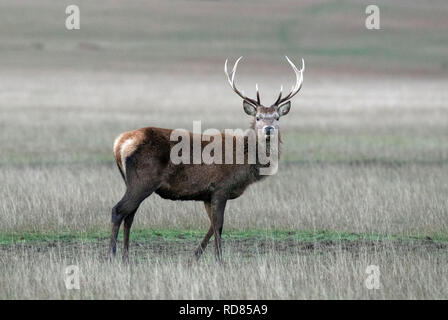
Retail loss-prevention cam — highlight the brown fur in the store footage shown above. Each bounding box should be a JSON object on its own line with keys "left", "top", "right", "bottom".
{"left": 108, "top": 126, "right": 272, "bottom": 262}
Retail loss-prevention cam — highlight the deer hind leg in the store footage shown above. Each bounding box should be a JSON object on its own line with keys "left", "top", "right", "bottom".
{"left": 122, "top": 210, "right": 137, "bottom": 262}
{"left": 109, "top": 192, "right": 139, "bottom": 261}
{"left": 109, "top": 216, "right": 122, "bottom": 261}
{"left": 194, "top": 201, "right": 214, "bottom": 260}
{"left": 211, "top": 197, "right": 227, "bottom": 264}
{"left": 109, "top": 201, "right": 125, "bottom": 261}
{"left": 108, "top": 185, "right": 154, "bottom": 262}
{"left": 110, "top": 135, "right": 165, "bottom": 262}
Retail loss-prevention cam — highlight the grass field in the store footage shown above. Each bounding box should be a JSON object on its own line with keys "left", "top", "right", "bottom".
{"left": 2, "top": 229, "right": 448, "bottom": 299}
{"left": 0, "top": 0, "right": 447, "bottom": 299}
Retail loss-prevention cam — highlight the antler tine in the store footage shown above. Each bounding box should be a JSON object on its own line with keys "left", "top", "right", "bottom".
{"left": 230, "top": 56, "right": 243, "bottom": 85}
{"left": 274, "top": 85, "right": 283, "bottom": 105}
{"left": 224, "top": 58, "right": 233, "bottom": 88}
{"left": 288, "top": 57, "right": 305, "bottom": 92}
{"left": 224, "top": 57, "right": 258, "bottom": 105}
{"left": 255, "top": 83, "right": 260, "bottom": 104}
{"left": 275, "top": 57, "right": 305, "bottom": 105}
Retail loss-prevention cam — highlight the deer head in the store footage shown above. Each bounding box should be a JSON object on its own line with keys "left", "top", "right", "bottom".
{"left": 224, "top": 56, "right": 305, "bottom": 137}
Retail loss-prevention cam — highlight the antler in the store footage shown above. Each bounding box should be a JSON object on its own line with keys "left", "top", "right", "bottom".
{"left": 224, "top": 57, "right": 259, "bottom": 106}
{"left": 274, "top": 56, "right": 305, "bottom": 106}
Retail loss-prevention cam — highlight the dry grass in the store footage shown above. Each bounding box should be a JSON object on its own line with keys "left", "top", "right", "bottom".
{"left": 1, "top": 73, "right": 447, "bottom": 236}
{"left": 1, "top": 242, "right": 447, "bottom": 299}
{"left": 1, "top": 163, "right": 448, "bottom": 235}
{"left": 1, "top": 73, "right": 447, "bottom": 299}
{"left": 1, "top": 0, "right": 447, "bottom": 300}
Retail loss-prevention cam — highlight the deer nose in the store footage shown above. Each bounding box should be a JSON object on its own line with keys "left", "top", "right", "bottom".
{"left": 264, "top": 126, "right": 275, "bottom": 135}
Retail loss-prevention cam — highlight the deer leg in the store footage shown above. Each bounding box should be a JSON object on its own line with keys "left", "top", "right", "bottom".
{"left": 194, "top": 227, "right": 213, "bottom": 260}
{"left": 122, "top": 210, "right": 137, "bottom": 262}
{"left": 211, "top": 197, "right": 227, "bottom": 264}
{"left": 194, "top": 201, "right": 214, "bottom": 260}
{"left": 108, "top": 188, "right": 149, "bottom": 261}
{"left": 108, "top": 204, "right": 124, "bottom": 261}
{"left": 109, "top": 221, "right": 121, "bottom": 260}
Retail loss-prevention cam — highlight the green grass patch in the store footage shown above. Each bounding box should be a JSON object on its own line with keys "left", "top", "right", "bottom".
{"left": 1, "top": 228, "right": 447, "bottom": 246}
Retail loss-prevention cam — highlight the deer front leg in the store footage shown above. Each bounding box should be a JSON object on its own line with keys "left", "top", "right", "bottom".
{"left": 211, "top": 197, "right": 227, "bottom": 264}
{"left": 194, "top": 201, "right": 213, "bottom": 260}
{"left": 194, "top": 227, "right": 213, "bottom": 260}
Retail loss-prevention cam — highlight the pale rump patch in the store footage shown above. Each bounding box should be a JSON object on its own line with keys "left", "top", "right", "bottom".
{"left": 113, "top": 133, "right": 125, "bottom": 156}
{"left": 120, "top": 138, "right": 138, "bottom": 176}
{"left": 113, "top": 130, "right": 146, "bottom": 177}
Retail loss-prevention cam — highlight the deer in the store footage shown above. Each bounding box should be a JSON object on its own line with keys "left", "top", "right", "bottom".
{"left": 109, "top": 56, "right": 305, "bottom": 263}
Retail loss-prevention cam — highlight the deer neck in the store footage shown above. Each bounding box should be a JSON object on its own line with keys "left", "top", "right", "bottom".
{"left": 245, "top": 128, "right": 282, "bottom": 181}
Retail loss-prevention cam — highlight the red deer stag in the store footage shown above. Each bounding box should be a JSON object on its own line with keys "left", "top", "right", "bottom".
{"left": 109, "top": 57, "right": 305, "bottom": 263}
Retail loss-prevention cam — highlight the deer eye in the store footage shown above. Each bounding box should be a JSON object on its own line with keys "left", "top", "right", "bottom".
{"left": 256, "top": 116, "right": 260, "bottom": 121}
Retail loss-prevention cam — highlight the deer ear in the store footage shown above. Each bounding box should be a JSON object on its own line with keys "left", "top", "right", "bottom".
{"left": 278, "top": 101, "right": 291, "bottom": 116}
{"left": 243, "top": 100, "right": 257, "bottom": 116}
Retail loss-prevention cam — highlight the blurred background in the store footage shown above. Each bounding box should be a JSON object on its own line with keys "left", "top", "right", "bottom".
{"left": 0, "top": 0, "right": 447, "bottom": 235}
{"left": 2, "top": 0, "right": 448, "bottom": 75}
